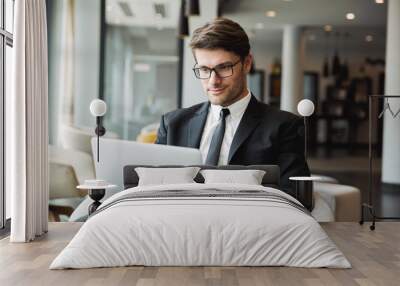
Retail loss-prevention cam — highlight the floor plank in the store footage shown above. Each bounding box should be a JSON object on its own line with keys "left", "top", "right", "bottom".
{"left": 1, "top": 222, "right": 400, "bottom": 286}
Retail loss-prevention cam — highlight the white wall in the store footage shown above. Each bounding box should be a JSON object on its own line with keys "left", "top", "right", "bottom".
{"left": 382, "top": 0, "right": 400, "bottom": 184}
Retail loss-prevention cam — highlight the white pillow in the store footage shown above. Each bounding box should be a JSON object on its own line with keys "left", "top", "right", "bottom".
{"left": 135, "top": 167, "right": 201, "bottom": 186}
{"left": 200, "top": 169, "right": 266, "bottom": 185}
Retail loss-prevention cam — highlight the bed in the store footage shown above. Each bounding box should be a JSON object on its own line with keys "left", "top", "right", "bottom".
{"left": 50, "top": 165, "right": 349, "bottom": 269}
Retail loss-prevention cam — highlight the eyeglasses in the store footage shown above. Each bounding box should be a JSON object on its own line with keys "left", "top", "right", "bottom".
{"left": 192, "top": 60, "right": 241, "bottom": 79}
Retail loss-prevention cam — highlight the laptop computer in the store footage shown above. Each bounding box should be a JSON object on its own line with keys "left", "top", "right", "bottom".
{"left": 91, "top": 137, "right": 203, "bottom": 190}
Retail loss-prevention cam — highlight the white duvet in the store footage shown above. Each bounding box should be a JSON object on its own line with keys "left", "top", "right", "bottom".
{"left": 50, "top": 183, "right": 350, "bottom": 269}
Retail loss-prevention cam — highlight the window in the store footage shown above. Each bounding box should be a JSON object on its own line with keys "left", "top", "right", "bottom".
{"left": 45, "top": 0, "right": 182, "bottom": 222}
{"left": 102, "top": 0, "right": 181, "bottom": 140}
{"left": 1, "top": 0, "right": 14, "bottom": 230}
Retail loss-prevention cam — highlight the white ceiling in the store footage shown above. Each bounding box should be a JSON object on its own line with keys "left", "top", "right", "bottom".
{"left": 106, "top": 0, "right": 180, "bottom": 28}
{"left": 225, "top": 0, "right": 387, "bottom": 52}
{"left": 106, "top": 0, "right": 387, "bottom": 28}
{"left": 105, "top": 0, "right": 388, "bottom": 54}
{"left": 223, "top": 0, "right": 387, "bottom": 28}
{"left": 248, "top": 25, "right": 386, "bottom": 51}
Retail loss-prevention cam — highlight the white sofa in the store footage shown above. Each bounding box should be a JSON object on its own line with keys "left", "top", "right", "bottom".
{"left": 314, "top": 181, "right": 361, "bottom": 222}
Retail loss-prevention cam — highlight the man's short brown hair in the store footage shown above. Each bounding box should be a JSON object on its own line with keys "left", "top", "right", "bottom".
{"left": 189, "top": 18, "right": 250, "bottom": 60}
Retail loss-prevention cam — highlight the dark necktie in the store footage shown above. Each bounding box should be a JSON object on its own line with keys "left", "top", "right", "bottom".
{"left": 205, "top": 108, "right": 230, "bottom": 165}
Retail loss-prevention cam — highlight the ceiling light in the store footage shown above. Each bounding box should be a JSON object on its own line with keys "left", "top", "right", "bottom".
{"left": 375, "top": 0, "right": 384, "bottom": 4}
{"left": 324, "top": 25, "right": 332, "bottom": 32}
{"left": 265, "top": 10, "right": 276, "bottom": 17}
{"left": 365, "top": 35, "right": 373, "bottom": 42}
{"left": 346, "top": 13, "right": 355, "bottom": 20}
{"left": 308, "top": 34, "right": 316, "bottom": 41}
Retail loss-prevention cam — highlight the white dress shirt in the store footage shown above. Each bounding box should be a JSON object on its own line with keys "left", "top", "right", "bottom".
{"left": 199, "top": 91, "right": 252, "bottom": 165}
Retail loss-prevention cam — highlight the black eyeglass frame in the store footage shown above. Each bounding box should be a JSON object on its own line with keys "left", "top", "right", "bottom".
{"left": 192, "top": 60, "right": 242, "bottom": 79}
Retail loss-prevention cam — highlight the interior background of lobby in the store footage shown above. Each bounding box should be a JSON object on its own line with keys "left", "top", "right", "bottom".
{"left": 43, "top": 0, "right": 399, "bottom": 223}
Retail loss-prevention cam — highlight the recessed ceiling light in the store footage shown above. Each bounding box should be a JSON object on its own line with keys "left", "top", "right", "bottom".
{"left": 346, "top": 13, "right": 355, "bottom": 20}
{"left": 375, "top": 0, "right": 384, "bottom": 4}
{"left": 324, "top": 25, "right": 332, "bottom": 32}
{"left": 365, "top": 35, "right": 374, "bottom": 42}
{"left": 265, "top": 10, "right": 277, "bottom": 17}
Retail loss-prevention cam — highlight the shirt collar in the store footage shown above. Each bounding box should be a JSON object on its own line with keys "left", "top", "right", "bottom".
{"left": 210, "top": 90, "right": 251, "bottom": 121}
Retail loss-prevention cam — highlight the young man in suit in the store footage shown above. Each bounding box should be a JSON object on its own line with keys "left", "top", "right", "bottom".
{"left": 156, "top": 18, "right": 310, "bottom": 197}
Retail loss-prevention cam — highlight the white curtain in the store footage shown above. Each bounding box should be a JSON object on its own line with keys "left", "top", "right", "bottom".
{"left": 9, "top": 0, "right": 49, "bottom": 242}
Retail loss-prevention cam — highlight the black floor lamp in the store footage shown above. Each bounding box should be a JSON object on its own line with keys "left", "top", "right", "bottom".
{"left": 90, "top": 99, "right": 107, "bottom": 162}
{"left": 297, "top": 99, "right": 315, "bottom": 160}
{"left": 289, "top": 99, "right": 315, "bottom": 211}
{"left": 77, "top": 99, "right": 116, "bottom": 215}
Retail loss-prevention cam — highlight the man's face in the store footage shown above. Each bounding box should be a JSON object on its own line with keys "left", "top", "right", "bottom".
{"left": 193, "top": 49, "right": 252, "bottom": 107}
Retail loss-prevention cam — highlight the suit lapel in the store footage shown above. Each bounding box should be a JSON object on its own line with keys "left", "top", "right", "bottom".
{"left": 187, "top": 102, "right": 209, "bottom": 148}
{"left": 228, "top": 95, "right": 263, "bottom": 163}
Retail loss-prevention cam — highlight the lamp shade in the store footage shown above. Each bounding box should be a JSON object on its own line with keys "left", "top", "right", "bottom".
{"left": 90, "top": 99, "right": 107, "bottom": 117}
{"left": 297, "top": 99, "right": 315, "bottom": 117}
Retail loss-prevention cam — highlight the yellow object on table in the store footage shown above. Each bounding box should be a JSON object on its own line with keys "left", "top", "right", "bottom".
{"left": 136, "top": 131, "right": 158, "bottom": 143}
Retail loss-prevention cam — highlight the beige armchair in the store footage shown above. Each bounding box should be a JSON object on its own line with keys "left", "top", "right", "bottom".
{"left": 60, "top": 124, "right": 119, "bottom": 155}
{"left": 49, "top": 145, "right": 96, "bottom": 221}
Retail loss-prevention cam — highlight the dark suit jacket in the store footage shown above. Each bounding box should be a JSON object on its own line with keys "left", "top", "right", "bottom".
{"left": 155, "top": 95, "right": 310, "bottom": 196}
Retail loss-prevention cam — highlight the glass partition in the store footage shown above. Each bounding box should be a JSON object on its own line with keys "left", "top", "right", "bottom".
{"left": 103, "top": 2, "right": 180, "bottom": 141}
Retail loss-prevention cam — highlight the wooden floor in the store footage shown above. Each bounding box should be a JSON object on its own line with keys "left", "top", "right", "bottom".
{"left": 1, "top": 222, "right": 399, "bottom": 286}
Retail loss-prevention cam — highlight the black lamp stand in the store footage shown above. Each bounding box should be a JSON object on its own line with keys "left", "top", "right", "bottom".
{"left": 95, "top": 116, "right": 106, "bottom": 162}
